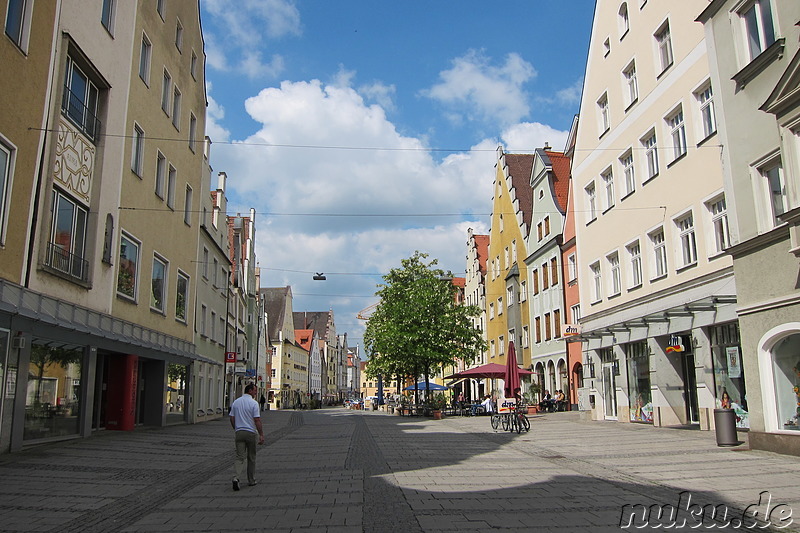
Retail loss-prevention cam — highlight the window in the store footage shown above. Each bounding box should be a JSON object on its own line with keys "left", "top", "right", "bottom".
{"left": 489, "top": 302, "right": 495, "bottom": 320}
{"left": 618, "top": 3, "right": 629, "bottom": 39}
{"left": 696, "top": 84, "right": 716, "bottom": 139}
{"left": 139, "top": 34, "right": 152, "bottom": 84}
{"left": 151, "top": 255, "right": 167, "bottom": 313}
{"left": 571, "top": 304, "right": 581, "bottom": 323}
{"left": 189, "top": 113, "right": 197, "bottom": 152}
{"left": 522, "top": 326, "right": 529, "bottom": 348}
{"left": 200, "top": 304, "right": 207, "bottom": 336}
{"left": 184, "top": 185, "right": 193, "bottom": 225}
{"left": 212, "top": 258, "right": 219, "bottom": 286}
{"left": 532, "top": 269, "right": 539, "bottom": 295}
{"left": 167, "top": 164, "right": 176, "bottom": 208}
{"left": 550, "top": 257, "right": 558, "bottom": 286}
{"left": 598, "top": 93, "right": 610, "bottom": 134}
{"left": 157, "top": 0, "right": 165, "bottom": 19}
{"left": 172, "top": 86, "right": 181, "bottom": 129}
{"left": 544, "top": 216, "right": 550, "bottom": 236}
{"left": 537, "top": 221, "right": 543, "bottom": 241}
{"left": 760, "top": 159, "right": 786, "bottom": 227}
{"left": 741, "top": 0, "right": 776, "bottom": 61}
{"left": 544, "top": 314, "right": 552, "bottom": 341}
{"left": 155, "top": 151, "right": 165, "bottom": 198}
{"left": 63, "top": 57, "right": 100, "bottom": 142}
{"left": 586, "top": 182, "right": 597, "bottom": 222}
{"left": 117, "top": 233, "right": 139, "bottom": 299}
{"left": 677, "top": 213, "right": 698, "bottom": 268}
{"left": 650, "top": 228, "right": 668, "bottom": 279}
{"left": 520, "top": 280, "right": 527, "bottom": 302}
{"left": 202, "top": 247, "right": 209, "bottom": 278}
{"left": 161, "top": 70, "right": 171, "bottom": 114}
{"left": 499, "top": 213, "right": 504, "bottom": 232}
{"left": 0, "top": 142, "right": 12, "bottom": 245}
{"left": 667, "top": 108, "right": 687, "bottom": 161}
{"left": 642, "top": 131, "right": 659, "bottom": 180}
{"left": 603, "top": 37, "right": 611, "bottom": 57}
{"left": 210, "top": 311, "right": 216, "bottom": 342}
{"left": 175, "top": 19, "right": 183, "bottom": 51}
{"left": 591, "top": 262, "right": 602, "bottom": 302}
{"left": 6, "top": 0, "right": 32, "bottom": 50}
{"left": 655, "top": 22, "right": 673, "bottom": 73}
{"left": 101, "top": 0, "right": 115, "bottom": 33}
{"left": 504, "top": 246, "right": 509, "bottom": 269}
{"left": 191, "top": 51, "right": 198, "bottom": 79}
{"left": 623, "top": 61, "right": 638, "bottom": 107}
{"left": 512, "top": 240, "right": 517, "bottom": 263}
{"left": 627, "top": 241, "right": 642, "bottom": 287}
{"left": 602, "top": 168, "right": 615, "bottom": 210}
{"left": 608, "top": 252, "right": 621, "bottom": 296}
{"left": 131, "top": 124, "right": 144, "bottom": 176}
{"left": 621, "top": 151, "right": 635, "bottom": 197}
{"left": 497, "top": 297, "right": 503, "bottom": 315}
{"left": 507, "top": 286, "right": 514, "bottom": 306}
{"left": 568, "top": 253, "right": 577, "bottom": 281}
{"left": 708, "top": 197, "right": 730, "bottom": 254}
{"left": 542, "top": 262, "right": 549, "bottom": 289}
{"left": 176, "top": 271, "right": 189, "bottom": 322}
{"left": 535, "top": 317, "right": 542, "bottom": 343}
{"left": 554, "top": 310, "right": 561, "bottom": 338}
{"left": 49, "top": 189, "right": 88, "bottom": 281}
{"left": 499, "top": 335, "right": 505, "bottom": 354}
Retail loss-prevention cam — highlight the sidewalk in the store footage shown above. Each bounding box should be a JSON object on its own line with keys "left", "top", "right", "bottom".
{"left": 0, "top": 407, "right": 797, "bottom": 532}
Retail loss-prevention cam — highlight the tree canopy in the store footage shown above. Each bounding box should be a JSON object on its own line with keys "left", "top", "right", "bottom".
{"left": 364, "top": 252, "right": 485, "bottom": 388}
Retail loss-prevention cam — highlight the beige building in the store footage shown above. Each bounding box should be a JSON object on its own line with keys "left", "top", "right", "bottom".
{"left": 572, "top": 0, "right": 738, "bottom": 429}
{"left": 0, "top": 1, "right": 215, "bottom": 453}
{"left": 699, "top": 0, "right": 800, "bottom": 454}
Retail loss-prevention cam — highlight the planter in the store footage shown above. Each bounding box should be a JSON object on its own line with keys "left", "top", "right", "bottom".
{"left": 527, "top": 406, "right": 539, "bottom": 415}
{"left": 432, "top": 409, "right": 442, "bottom": 420}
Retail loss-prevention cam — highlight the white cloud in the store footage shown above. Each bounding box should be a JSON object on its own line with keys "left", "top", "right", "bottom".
{"left": 210, "top": 77, "right": 565, "bottom": 341}
{"left": 202, "top": 0, "right": 298, "bottom": 78}
{"left": 556, "top": 77, "right": 584, "bottom": 106}
{"left": 421, "top": 50, "right": 537, "bottom": 126}
{"left": 205, "top": 83, "right": 230, "bottom": 143}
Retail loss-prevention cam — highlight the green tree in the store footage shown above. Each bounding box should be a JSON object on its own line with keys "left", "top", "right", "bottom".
{"left": 364, "top": 252, "right": 485, "bottom": 402}
{"left": 168, "top": 363, "right": 186, "bottom": 391}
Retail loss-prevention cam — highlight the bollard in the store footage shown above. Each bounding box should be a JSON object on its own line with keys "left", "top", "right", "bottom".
{"left": 713, "top": 408, "right": 739, "bottom": 446}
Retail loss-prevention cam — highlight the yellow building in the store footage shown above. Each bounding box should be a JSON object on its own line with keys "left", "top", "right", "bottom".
{"left": 486, "top": 148, "right": 534, "bottom": 382}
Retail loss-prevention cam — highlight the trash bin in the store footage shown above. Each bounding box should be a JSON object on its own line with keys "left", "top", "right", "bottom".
{"left": 714, "top": 408, "right": 738, "bottom": 446}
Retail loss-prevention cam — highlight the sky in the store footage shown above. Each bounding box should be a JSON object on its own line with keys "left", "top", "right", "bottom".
{"left": 198, "top": 0, "right": 595, "bottom": 351}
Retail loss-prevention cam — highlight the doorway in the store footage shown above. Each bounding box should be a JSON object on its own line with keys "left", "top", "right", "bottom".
{"left": 602, "top": 362, "right": 617, "bottom": 419}
{"left": 681, "top": 350, "right": 699, "bottom": 424}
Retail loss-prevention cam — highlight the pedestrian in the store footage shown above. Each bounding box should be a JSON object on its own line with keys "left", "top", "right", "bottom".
{"left": 259, "top": 393, "right": 266, "bottom": 411}
{"left": 229, "top": 383, "right": 264, "bottom": 491}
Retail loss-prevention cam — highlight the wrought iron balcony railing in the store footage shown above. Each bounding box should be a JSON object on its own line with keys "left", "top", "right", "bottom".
{"left": 61, "top": 85, "right": 101, "bottom": 143}
{"left": 45, "top": 241, "right": 89, "bottom": 283}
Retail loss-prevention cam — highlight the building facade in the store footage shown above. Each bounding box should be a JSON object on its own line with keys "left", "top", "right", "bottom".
{"left": 699, "top": 0, "right": 800, "bottom": 454}
{"left": 573, "top": 0, "right": 738, "bottom": 429}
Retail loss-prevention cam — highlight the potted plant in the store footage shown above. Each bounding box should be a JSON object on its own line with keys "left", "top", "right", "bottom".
{"left": 429, "top": 393, "right": 448, "bottom": 420}
{"left": 523, "top": 385, "right": 541, "bottom": 414}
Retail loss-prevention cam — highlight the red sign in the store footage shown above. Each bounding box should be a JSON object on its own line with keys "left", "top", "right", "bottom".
{"left": 225, "top": 352, "right": 237, "bottom": 363}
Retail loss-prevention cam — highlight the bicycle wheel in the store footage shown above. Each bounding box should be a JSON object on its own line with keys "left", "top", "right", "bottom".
{"left": 491, "top": 414, "right": 500, "bottom": 430}
{"left": 513, "top": 413, "right": 522, "bottom": 433}
{"left": 501, "top": 414, "right": 510, "bottom": 431}
{"left": 520, "top": 413, "right": 530, "bottom": 432}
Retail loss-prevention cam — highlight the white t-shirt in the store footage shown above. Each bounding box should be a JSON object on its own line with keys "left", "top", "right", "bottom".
{"left": 230, "top": 394, "right": 260, "bottom": 433}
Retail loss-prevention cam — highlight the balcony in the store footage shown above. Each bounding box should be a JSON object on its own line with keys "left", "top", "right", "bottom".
{"left": 61, "top": 85, "right": 101, "bottom": 143}
{"left": 45, "top": 242, "right": 89, "bottom": 283}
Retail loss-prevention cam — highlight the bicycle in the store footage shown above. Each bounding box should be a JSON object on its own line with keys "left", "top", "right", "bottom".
{"left": 491, "top": 413, "right": 502, "bottom": 430}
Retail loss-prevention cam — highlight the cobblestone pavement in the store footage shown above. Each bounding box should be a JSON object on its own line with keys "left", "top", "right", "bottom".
{"left": 0, "top": 408, "right": 799, "bottom": 532}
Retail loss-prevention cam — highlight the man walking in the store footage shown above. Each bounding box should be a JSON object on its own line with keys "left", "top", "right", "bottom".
{"left": 229, "top": 383, "right": 264, "bottom": 491}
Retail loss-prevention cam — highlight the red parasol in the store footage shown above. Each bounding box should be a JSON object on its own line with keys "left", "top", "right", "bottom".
{"left": 444, "top": 362, "right": 531, "bottom": 380}
{"left": 503, "top": 341, "right": 521, "bottom": 399}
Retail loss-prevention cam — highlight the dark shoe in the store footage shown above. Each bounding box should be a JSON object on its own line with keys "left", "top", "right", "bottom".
{"left": 232, "top": 478, "right": 240, "bottom": 491}
{"left": 248, "top": 480, "right": 258, "bottom": 486}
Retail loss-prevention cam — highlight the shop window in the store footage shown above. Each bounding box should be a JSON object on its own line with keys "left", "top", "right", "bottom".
{"left": 24, "top": 339, "right": 83, "bottom": 441}
{"left": 711, "top": 323, "right": 749, "bottom": 429}
{"left": 771, "top": 334, "right": 800, "bottom": 431}
{"left": 626, "top": 341, "right": 652, "bottom": 423}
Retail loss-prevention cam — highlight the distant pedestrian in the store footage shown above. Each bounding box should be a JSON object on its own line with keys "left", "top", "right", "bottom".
{"left": 229, "top": 383, "right": 264, "bottom": 491}
{"left": 259, "top": 393, "right": 266, "bottom": 411}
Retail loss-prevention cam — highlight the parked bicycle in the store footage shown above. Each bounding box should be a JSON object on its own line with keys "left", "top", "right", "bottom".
{"left": 490, "top": 407, "right": 529, "bottom": 433}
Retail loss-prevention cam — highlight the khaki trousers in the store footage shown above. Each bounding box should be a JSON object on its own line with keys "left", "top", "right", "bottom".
{"left": 234, "top": 430, "right": 257, "bottom": 483}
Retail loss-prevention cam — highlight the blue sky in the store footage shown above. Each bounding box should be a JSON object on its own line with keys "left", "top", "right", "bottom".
{"left": 199, "top": 0, "right": 594, "bottom": 348}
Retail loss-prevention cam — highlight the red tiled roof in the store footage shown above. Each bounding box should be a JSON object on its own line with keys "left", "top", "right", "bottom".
{"left": 452, "top": 277, "right": 466, "bottom": 288}
{"left": 474, "top": 234, "right": 489, "bottom": 275}
{"left": 545, "top": 151, "right": 571, "bottom": 213}
{"left": 503, "top": 153, "right": 535, "bottom": 233}
{"left": 295, "top": 329, "right": 313, "bottom": 351}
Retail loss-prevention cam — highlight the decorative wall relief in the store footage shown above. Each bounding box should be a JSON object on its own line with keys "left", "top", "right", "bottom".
{"left": 54, "top": 117, "right": 94, "bottom": 206}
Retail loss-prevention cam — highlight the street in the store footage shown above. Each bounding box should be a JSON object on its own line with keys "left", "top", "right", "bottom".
{"left": 1, "top": 409, "right": 798, "bottom": 532}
